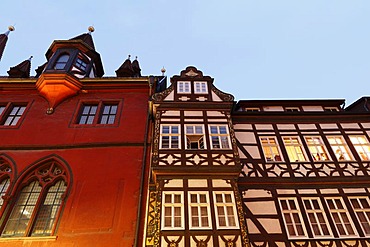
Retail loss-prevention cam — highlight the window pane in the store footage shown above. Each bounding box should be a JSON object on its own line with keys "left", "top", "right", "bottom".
{"left": 2, "top": 181, "right": 42, "bottom": 237}
{"left": 32, "top": 180, "right": 66, "bottom": 236}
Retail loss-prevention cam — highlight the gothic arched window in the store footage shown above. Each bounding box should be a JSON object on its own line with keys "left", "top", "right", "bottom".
{"left": 1, "top": 159, "right": 69, "bottom": 237}
{"left": 54, "top": 54, "right": 70, "bottom": 70}
{"left": 0, "top": 157, "right": 14, "bottom": 209}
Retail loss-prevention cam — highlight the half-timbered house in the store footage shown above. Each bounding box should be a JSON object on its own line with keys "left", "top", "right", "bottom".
{"left": 144, "top": 66, "right": 249, "bottom": 247}
{"left": 233, "top": 99, "right": 370, "bottom": 247}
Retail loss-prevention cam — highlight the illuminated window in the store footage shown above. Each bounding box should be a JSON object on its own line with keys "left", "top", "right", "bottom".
{"left": 1, "top": 161, "right": 68, "bottom": 237}
{"left": 325, "top": 198, "right": 356, "bottom": 236}
{"left": 160, "top": 125, "right": 180, "bottom": 149}
{"left": 327, "top": 136, "right": 353, "bottom": 161}
{"left": 209, "top": 125, "right": 231, "bottom": 149}
{"left": 260, "top": 137, "right": 283, "bottom": 162}
{"left": 283, "top": 137, "right": 306, "bottom": 162}
{"left": 194, "top": 81, "right": 208, "bottom": 94}
{"left": 279, "top": 198, "right": 307, "bottom": 238}
{"left": 303, "top": 198, "right": 331, "bottom": 237}
{"left": 188, "top": 192, "right": 211, "bottom": 229}
{"left": 349, "top": 136, "right": 370, "bottom": 161}
{"left": 54, "top": 54, "right": 69, "bottom": 70}
{"left": 305, "top": 136, "right": 330, "bottom": 161}
{"left": 1, "top": 105, "right": 27, "bottom": 126}
{"left": 177, "top": 81, "right": 191, "bottom": 94}
{"left": 162, "top": 192, "right": 184, "bottom": 230}
{"left": 213, "top": 192, "right": 238, "bottom": 229}
{"left": 0, "top": 158, "right": 12, "bottom": 208}
{"left": 350, "top": 197, "right": 370, "bottom": 235}
{"left": 185, "top": 125, "right": 205, "bottom": 149}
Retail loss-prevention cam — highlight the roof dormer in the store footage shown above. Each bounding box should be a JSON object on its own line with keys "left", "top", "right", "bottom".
{"left": 152, "top": 66, "right": 234, "bottom": 103}
{"left": 36, "top": 27, "right": 104, "bottom": 114}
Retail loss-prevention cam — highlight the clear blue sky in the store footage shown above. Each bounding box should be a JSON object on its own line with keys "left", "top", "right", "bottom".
{"left": 1, "top": 1, "right": 370, "bottom": 105}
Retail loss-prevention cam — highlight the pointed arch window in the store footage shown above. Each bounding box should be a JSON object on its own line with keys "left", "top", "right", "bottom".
{"left": 1, "top": 160, "right": 69, "bottom": 237}
{"left": 54, "top": 54, "right": 70, "bottom": 70}
{"left": 0, "top": 157, "right": 13, "bottom": 208}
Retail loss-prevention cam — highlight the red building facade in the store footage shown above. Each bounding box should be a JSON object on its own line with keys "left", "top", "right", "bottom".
{"left": 0, "top": 27, "right": 161, "bottom": 246}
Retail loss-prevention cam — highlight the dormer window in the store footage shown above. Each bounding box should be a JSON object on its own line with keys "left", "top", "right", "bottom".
{"left": 285, "top": 107, "right": 300, "bottom": 112}
{"left": 178, "top": 81, "right": 191, "bottom": 94}
{"left": 75, "top": 57, "right": 87, "bottom": 72}
{"left": 54, "top": 54, "right": 70, "bottom": 70}
{"left": 194, "top": 81, "right": 208, "bottom": 94}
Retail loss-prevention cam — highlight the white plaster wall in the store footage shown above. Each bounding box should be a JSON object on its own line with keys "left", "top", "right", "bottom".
{"left": 247, "top": 201, "right": 277, "bottom": 214}
{"left": 235, "top": 132, "right": 256, "bottom": 143}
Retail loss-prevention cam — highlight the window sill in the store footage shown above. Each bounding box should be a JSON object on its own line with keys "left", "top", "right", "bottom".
{"left": 0, "top": 236, "right": 57, "bottom": 242}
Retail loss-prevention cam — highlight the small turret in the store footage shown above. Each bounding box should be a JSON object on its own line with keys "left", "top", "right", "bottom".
{"left": 7, "top": 56, "right": 32, "bottom": 78}
{"left": 0, "top": 26, "right": 15, "bottom": 61}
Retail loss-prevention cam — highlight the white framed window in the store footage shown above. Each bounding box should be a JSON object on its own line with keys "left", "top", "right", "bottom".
{"left": 285, "top": 107, "right": 300, "bottom": 112}
{"left": 177, "top": 81, "right": 191, "bottom": 94}
{"left": 244, "top": 107, "right": 260, "bottom": 112}
{"left": 209, "top": 125, "right": 231, "bottom": 149}
{"left": 305, "top": 136, "right": 330, "bottom": 161}
{"left": 279, "top": 198, "right": 307, "bottom": 238}
{"left": 349, "top": 197, "right": 370, "bottom": 235}
{"left": 213, "top": 192, "right": 239, "bottom": 229}
{"left": 349, "top": 136, "right": 370, "bottom": 161}
{"left": 325, "top": 198, "right": 356, "bottom": 236}
{"left": 323, "top": 107, "right": 338, "bottom": 112}
{"left": 185, "top": 125, "right": 205, "bottom": 149}
{"left": 303, "top": 198, "right": 332, "bottom": 237}
{"left": 160, "top": 125, "right": 180, "bottom": 149}
{"left": 327, "top": 136, "right": 353, "bottom": 161}
{"left": 162, "top": 192, "right": 184, "bottom": 230}
{"left": 260, "top": 137, "right": 283, "bottom": 162}
{"left": 283, "top": 137, "right": 307, "bottom": 162}
{"left": 188, "top": 192, "right": 212, "bottom": 229}
{"left": 194, "top": 81, "right": 208, "bottom": 94}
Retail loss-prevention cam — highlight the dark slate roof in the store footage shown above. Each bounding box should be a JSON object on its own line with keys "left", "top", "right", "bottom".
{"left": 132, "top": 57, "right": 141, "bottom": 77}
{"left": 0, "top": 27, "right": 13, "bottom": 61}
{"left": 70, "top": 33, "right": 95, "bottom": 50}
{"left": 7, "top": 56, "right": 32, "bottom": 78}
{"left": 116, "top": 56, "right": 135, "bottom": 77}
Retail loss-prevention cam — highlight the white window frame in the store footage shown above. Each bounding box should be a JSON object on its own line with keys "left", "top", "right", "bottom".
{"left": 194, "top": 81, "right": 208, "bottom": 94}
{"left": 160, "top": 125, "right": 180, "bottom": 149}
{"left": 327, "top": 136, "right": 353, "bottom": 161}
{"left": 279, "top": 198, "right": 308, "bottom": 238}
{"left": 349, "top": 135, "right": 370, "bottom": 161}
{"left": 303, "top": 198, "right": 333, "bottom": 238}
{"left": 185, "top": 125, "right": 206, "bottom": 149}
{"left": 177, "top": 81, "right": 191, "bottom": 94}
{"left": 305, "top": 136, "right": 331, "bottom": 161}
{"left": 209, "top": 125, "right": 231, "bottom": 149}
{"left": 325, "top": 198, "right": 357, "bottom": 237}
{"left": 349, "top": 197, "right": 370, "bottom": 236}
{"left": 188, "top": 192, "right": 212, "bottom": 229}
{"left": 244, "top": 107, "right": 260, "bottom": 112}
{"left": 161, "top": 192, "right": 184, "bottom": 230}
{"left": 213, "top": 191, "right": 239, "bottom": 229}
{"left": 283, "top": 137, "right": 307, "bottom": 162}
{"left": 260, "top": 136, "right": 283, "bottom": 162}
{"left": 323, "top": 107, "right": 338, "bottom": 112}
{"left": 285, "top": 107, "right": 300, "bottom": 112}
